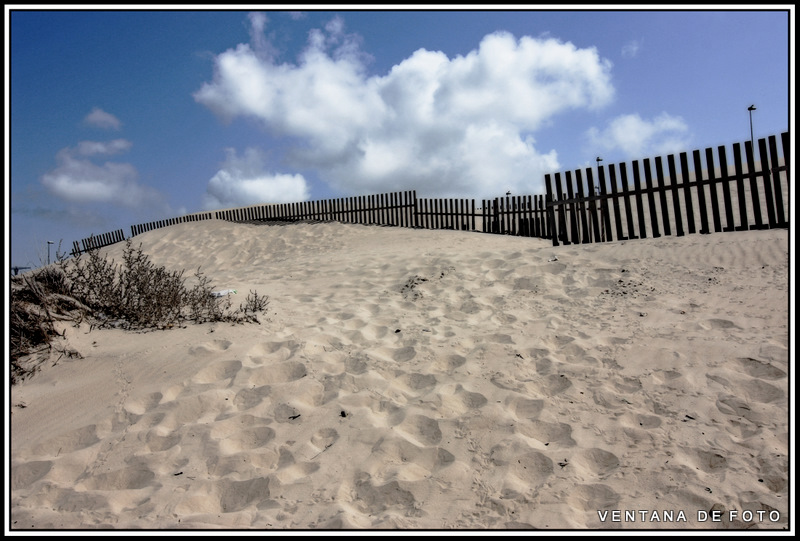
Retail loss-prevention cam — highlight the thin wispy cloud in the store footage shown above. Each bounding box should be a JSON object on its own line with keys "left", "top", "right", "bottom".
{"left": 194, "top": 14, "right": 616, "bottom": 199}
{"left": 621, "top": 39, "right": 642, "bottom": 59}
{"left": 41, "top": 146, "right": 157, "bottom": 207}
{"left": 42, "top": 111, "right": 169, "bottom": 210}
{"left": 203, "top": 147, "right": 309, "bottom": 210}
{"left": 84, "top": 107, "right": 122, "bottom": 130}
{"left": 75, "top": 139, "right": 132, "bottom": 157}
{"left": 585, "top": 112, "right": 691, "bottom": 158}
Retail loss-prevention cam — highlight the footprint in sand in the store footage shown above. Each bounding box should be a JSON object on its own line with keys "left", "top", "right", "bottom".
{"left": 532, "top": 374, "right": 573, "bottom": 397}
{"left": 30, "top": 424, "right": 100, "bottom": 457}
{"left": 344, "top": 355, "right": 369, "bottom": 375}
{"left": 78, "top": 461, "right": 156, "bottom": 490}
{"left": 681, "top": 448, "right": 728, "bottom": 473}
{"left": 29, "top": 486, "right": 108, "bottom": 514}
{"left": 188, "top": 339, "right": 232, "bottom": 356}
{"left": 735, "top": 357, "right": 787, "bottom": 379}
{"left": 715, "top": 394, "right": 757, "bottom": 418}
{"left": 390, "top": 346, "right": 417, "bottom": 363}
{"left": 489, "top": 440, "right": 554, "bottom": 486}
{"left": 506, "top": 396, "right": 545, "bottom": 420}
{"left": 159, "top": 392, "right": 232, "bottom": 429}
{"left": 246, "top": 361, "right": 307, "bottom": 386}
{"left": 515, "top": 419, "right": 576, "bottom": 447}
{"left": 397, "top": 414, "right": 442, "bottom": 446}
{"left": 510, "top": 450, "right": 555, "bottom": 486}
{"left": 207, "top": 448, "right": 280, "bottom": 478}
{"left": 490, "top": 373, "right": 527, "bottom": 393}
{"left": 246, "top": 340, "right": 303, "bottom": 364}
{"left": 440, "top": 384, "right": 488, "bottom": 414}
{"left": 396, "top": 372, "right": 437, "bottom": 394}
{"left": 433, "top": 354, "right": 467, "bottom": 373}
{"left": 273, "top": 403, "right": 303, "bottom": 424}
{"left": 122, "top": 391, "right": 163, "bottom": 416}
{"left": 739, "top": 378, "right": 785, "bottom": 403}
{"left": 10, "top": 460, "right": 53, "bottom": 490}
{"left": 310, "top": 427, "right": 339, "bottom": 452}
{"left": 345, "top": 472, "right": 417, "bottom": 515}
{"left": 144, "top": 426, "right": 182, "bottom": 452}
{"left": 218, "top": 425, "right": 276, "bottom": 455}
{"left": 275, "top": 460, "right": 320, "bottom": 484}
{"left": 303, "top": 375, "right": 344, "bottom": 407}
{"left": 365, "top": 437, "right": 454, "bottom": 483}
{"left": 178, "top": 476, "right": 272, "bottom": 515}
{"left": 568, "top": 484, "right": 620, "bottom": 512}
{"left": 698, "top": 318, "right": 740, "bottom": 331}
{"left": 621, "top": 412, "right": 662, "bottom": 429}
{"left": 191, "top": 360, "right": 242, "bottom": 385}
{"left": 571, "top": 448, "right": 620, "bottom": 478}
{"left": 232, "top": 385, "right": 272, "bottom": 411}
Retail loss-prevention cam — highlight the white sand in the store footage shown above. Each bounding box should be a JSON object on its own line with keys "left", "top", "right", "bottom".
{"left": 8, "top": 221, "right": 791, "bottom": 531}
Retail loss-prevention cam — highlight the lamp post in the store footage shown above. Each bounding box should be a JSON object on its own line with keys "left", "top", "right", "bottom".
{"left": 47, "top": 241, "right": 54, "bottom": 266}
{"left": 748, "top": 105, "right": 756, "bottom": 149}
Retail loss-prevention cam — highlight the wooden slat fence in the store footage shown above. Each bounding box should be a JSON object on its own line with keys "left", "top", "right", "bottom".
{"left": 69, "top": 131, "right": 789, "bottom": 255}
{"left": 71, "top": 229, "right": 126, "bottom": 256}
{"left": 216, "top": 190, "right": 417, "bottom": 227}
{"left": 415, "top": 198, "right": 476, "bottom": 231}
{"left": 130, "top": 212, "right": 215, "bottom": 237}
{"left": 481, "top": 194, "right": 550, "bottom": 239}
{"left": 545, "top": 131, "right": 790, "bottom": 246}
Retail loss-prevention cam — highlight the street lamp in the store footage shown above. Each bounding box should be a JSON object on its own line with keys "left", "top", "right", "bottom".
{"left": 47, "top": 241, "right": 54, "bottom": 266}
{"left": 748, "top": 105, "right": 756, "bottom": 149}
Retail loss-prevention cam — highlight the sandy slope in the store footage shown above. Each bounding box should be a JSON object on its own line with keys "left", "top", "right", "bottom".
{"left": 9, "top": 221, "right": 790, "bottom": 531}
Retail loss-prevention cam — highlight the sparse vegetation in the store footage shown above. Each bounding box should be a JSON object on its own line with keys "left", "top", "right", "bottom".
{"left": 10, "top": 238, "right": 270, "bottom": 384}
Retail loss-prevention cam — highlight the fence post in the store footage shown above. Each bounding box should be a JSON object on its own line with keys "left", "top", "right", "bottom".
{"left": 631, "top": 161, "right": 648, "bottom": 239}
{"left": 768, "top": 135, "right": 787, "bottom": 228}
{"left": 564, "top": 171, "right": 580, "bottom": 242}
{"left": 654, "top": 156, "right": 672, "bottom": 236}
{"left": 757, "top": 137, "right": 777, "bottom": 229}
{"left": 619, "top": 163, "right": 638, "bottom": 239}
{"left": 607, "top": 164, "right": 627, "bottom": 240}
{"left": 666, "top": 155, "right": 685, "bottom": 236}
{"left": 678, "top": 152, "right": 696, "bottom": 234}
{"left": 732, "top": 143, "right": 749, "bottom": 230}
{"left": 744, "top": 141, "right": 765, "bottom": 229}
{"left": 704, "top": 148, "right": 723, "bottom": 233}
{"left": 544, "top": 174, "right": 559, "bottom": 247}
{"left": 692, "top": 149, "right": 711, "bottom": 234}
{"left": 597, "top": 165, "right": 613, "bottom": 242}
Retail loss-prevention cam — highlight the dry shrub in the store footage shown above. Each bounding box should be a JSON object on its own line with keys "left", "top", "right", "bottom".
{"left": 10, "top": 267, "right": 87, "bottom": 384}
{"left": 10, "top": 238, "right": 269, "bottom": 385}
{"left": 59, "top": 239, "right": 269, "bottom": 328}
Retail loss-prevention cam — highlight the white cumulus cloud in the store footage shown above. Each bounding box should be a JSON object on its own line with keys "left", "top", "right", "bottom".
{"left": 203, "top": 147, "right": 309, "bottom": 210}
{"left": 84, "top": 107, "right": 122, "bottom": 130}
{"left": 585, "top": 112, "right": 690, "bottom": 158}
{"left": 195, "top": 14, "right": 616, "bottom": 199}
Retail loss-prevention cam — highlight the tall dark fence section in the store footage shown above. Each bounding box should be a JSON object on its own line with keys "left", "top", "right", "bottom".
{"left": 70, "top": 131, "right": 789, "bottom": 255}
{"left": 544, "top": 132, "right": 790, "bottom": 246}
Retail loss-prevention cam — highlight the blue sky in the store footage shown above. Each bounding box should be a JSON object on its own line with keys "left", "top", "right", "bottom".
{"left": 6, "top": 6, "right": 793, "bottom": 270}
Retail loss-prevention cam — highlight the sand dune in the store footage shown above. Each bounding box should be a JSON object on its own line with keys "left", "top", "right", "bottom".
{"left": 8, "top": 221, "right": 790, "bottom": 531}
